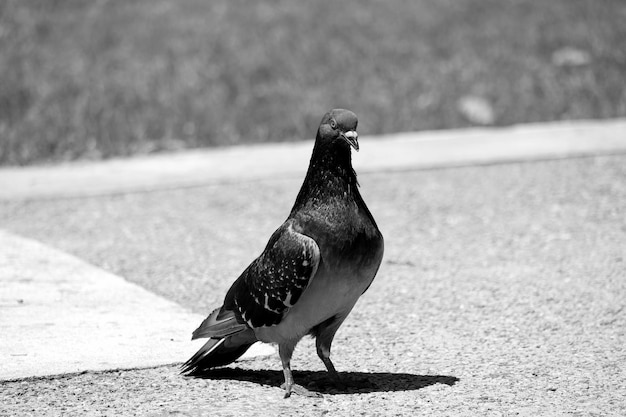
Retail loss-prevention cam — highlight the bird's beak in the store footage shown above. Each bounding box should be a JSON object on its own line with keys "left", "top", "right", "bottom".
{"left": 342, "top": 131, "right": 359, "bottom": 152}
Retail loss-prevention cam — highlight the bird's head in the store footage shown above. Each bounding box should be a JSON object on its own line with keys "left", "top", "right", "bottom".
{"left": 316, "top": 109, "right": 359, "bottom": 152}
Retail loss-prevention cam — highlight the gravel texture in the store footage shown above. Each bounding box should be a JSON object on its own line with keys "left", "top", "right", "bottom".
{"left": 1, "top": 155, "right": 625, "bottom": 415}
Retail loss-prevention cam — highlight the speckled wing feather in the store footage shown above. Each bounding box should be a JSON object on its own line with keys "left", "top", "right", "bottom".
{"left": 223, "top": 221, "right": 320, "bottom": 328}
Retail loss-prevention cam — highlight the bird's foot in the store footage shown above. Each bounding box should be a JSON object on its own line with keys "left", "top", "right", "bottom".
{"left": 281, "top": 382, "right": 323, "bottom": 398}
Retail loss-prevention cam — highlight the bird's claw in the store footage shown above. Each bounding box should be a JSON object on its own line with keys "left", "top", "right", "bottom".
{"left": 281, "top": 383, "right": 323, "bottom": 398}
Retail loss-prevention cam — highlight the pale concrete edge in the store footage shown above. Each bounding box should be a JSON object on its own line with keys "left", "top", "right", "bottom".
{"left": 359, "top": 149, "right": 626, "bottom": 175}
{"left": 1, "top": 118, "right": 626, "bottom": 201}
{"left": 0, "top": 231, "right": 277, "bottom": 381}
{"left": 8, "top": 150, "right": 626, "bottom": 203}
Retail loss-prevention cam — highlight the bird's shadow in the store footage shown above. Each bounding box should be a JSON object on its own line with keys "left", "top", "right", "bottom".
{"left": 190, "top": 368, "right": 459, "bottom": 395}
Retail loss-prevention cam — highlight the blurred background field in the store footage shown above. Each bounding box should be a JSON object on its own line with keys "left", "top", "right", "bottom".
{"left": 0, "top": 0, "right": 625, "bottom": 166}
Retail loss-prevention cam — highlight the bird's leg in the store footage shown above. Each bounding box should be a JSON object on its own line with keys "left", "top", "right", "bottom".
{"left": 279, "top": 344, "right": 321, "bottom": 398}
{"left": 279, "top": 344, "right": 296, "bottom": 398}
{"left": 314, "top": 316, "right": 350, "bottom": 390}
{"left": 316, "top": 335, "right": 346, "bottom": 389}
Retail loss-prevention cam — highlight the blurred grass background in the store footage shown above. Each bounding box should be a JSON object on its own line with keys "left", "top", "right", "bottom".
{"left": 1, "top": 0, "right": 625, "bottom": 166}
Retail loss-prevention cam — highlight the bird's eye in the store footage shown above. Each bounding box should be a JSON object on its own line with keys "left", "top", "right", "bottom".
{"left": 329, "top": 119, "right": 337, "bottom": 129}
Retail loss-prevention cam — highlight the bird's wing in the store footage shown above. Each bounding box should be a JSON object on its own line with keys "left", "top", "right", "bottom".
{"left": 223, "top": 220, "right": 320, "bottom": 328}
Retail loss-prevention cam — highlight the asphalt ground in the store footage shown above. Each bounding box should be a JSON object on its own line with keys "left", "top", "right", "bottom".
{"left": 1, "top": 151, "right": 625, "bottom": 415}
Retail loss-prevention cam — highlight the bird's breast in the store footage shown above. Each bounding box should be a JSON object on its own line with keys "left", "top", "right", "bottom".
{"left": 308, "top": 200, "right": 382, "bottom": 267}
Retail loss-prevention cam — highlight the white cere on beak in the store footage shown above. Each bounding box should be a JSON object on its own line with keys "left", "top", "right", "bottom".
{"left": 343, "top": 130, "right": 359, "bottom": 151}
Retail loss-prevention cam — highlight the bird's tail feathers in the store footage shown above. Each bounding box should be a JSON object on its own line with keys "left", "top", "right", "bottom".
{"left": 192, "top": 306, "right": 247, "bottom": 340}
{"left": 182, "top": 306, "right": 254, "bottom": 375}
{"left": 180, "top": 335, "right": 255, "bottom": 375}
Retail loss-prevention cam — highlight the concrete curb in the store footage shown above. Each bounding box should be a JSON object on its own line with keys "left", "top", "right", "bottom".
{"left": 1, "top": 118, "right": 625, "bottom": 201}
{"left": 0, "top": 231, "right": 275, "bottom": 381}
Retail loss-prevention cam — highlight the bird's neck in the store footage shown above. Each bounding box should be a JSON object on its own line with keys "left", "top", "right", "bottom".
{"left": 290, "top": 141, "right": 359, "bottom": 213}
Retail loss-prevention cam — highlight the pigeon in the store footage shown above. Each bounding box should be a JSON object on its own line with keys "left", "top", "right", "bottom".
{"left": 181, "top": 109, "right": 384, "bottom": 398}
